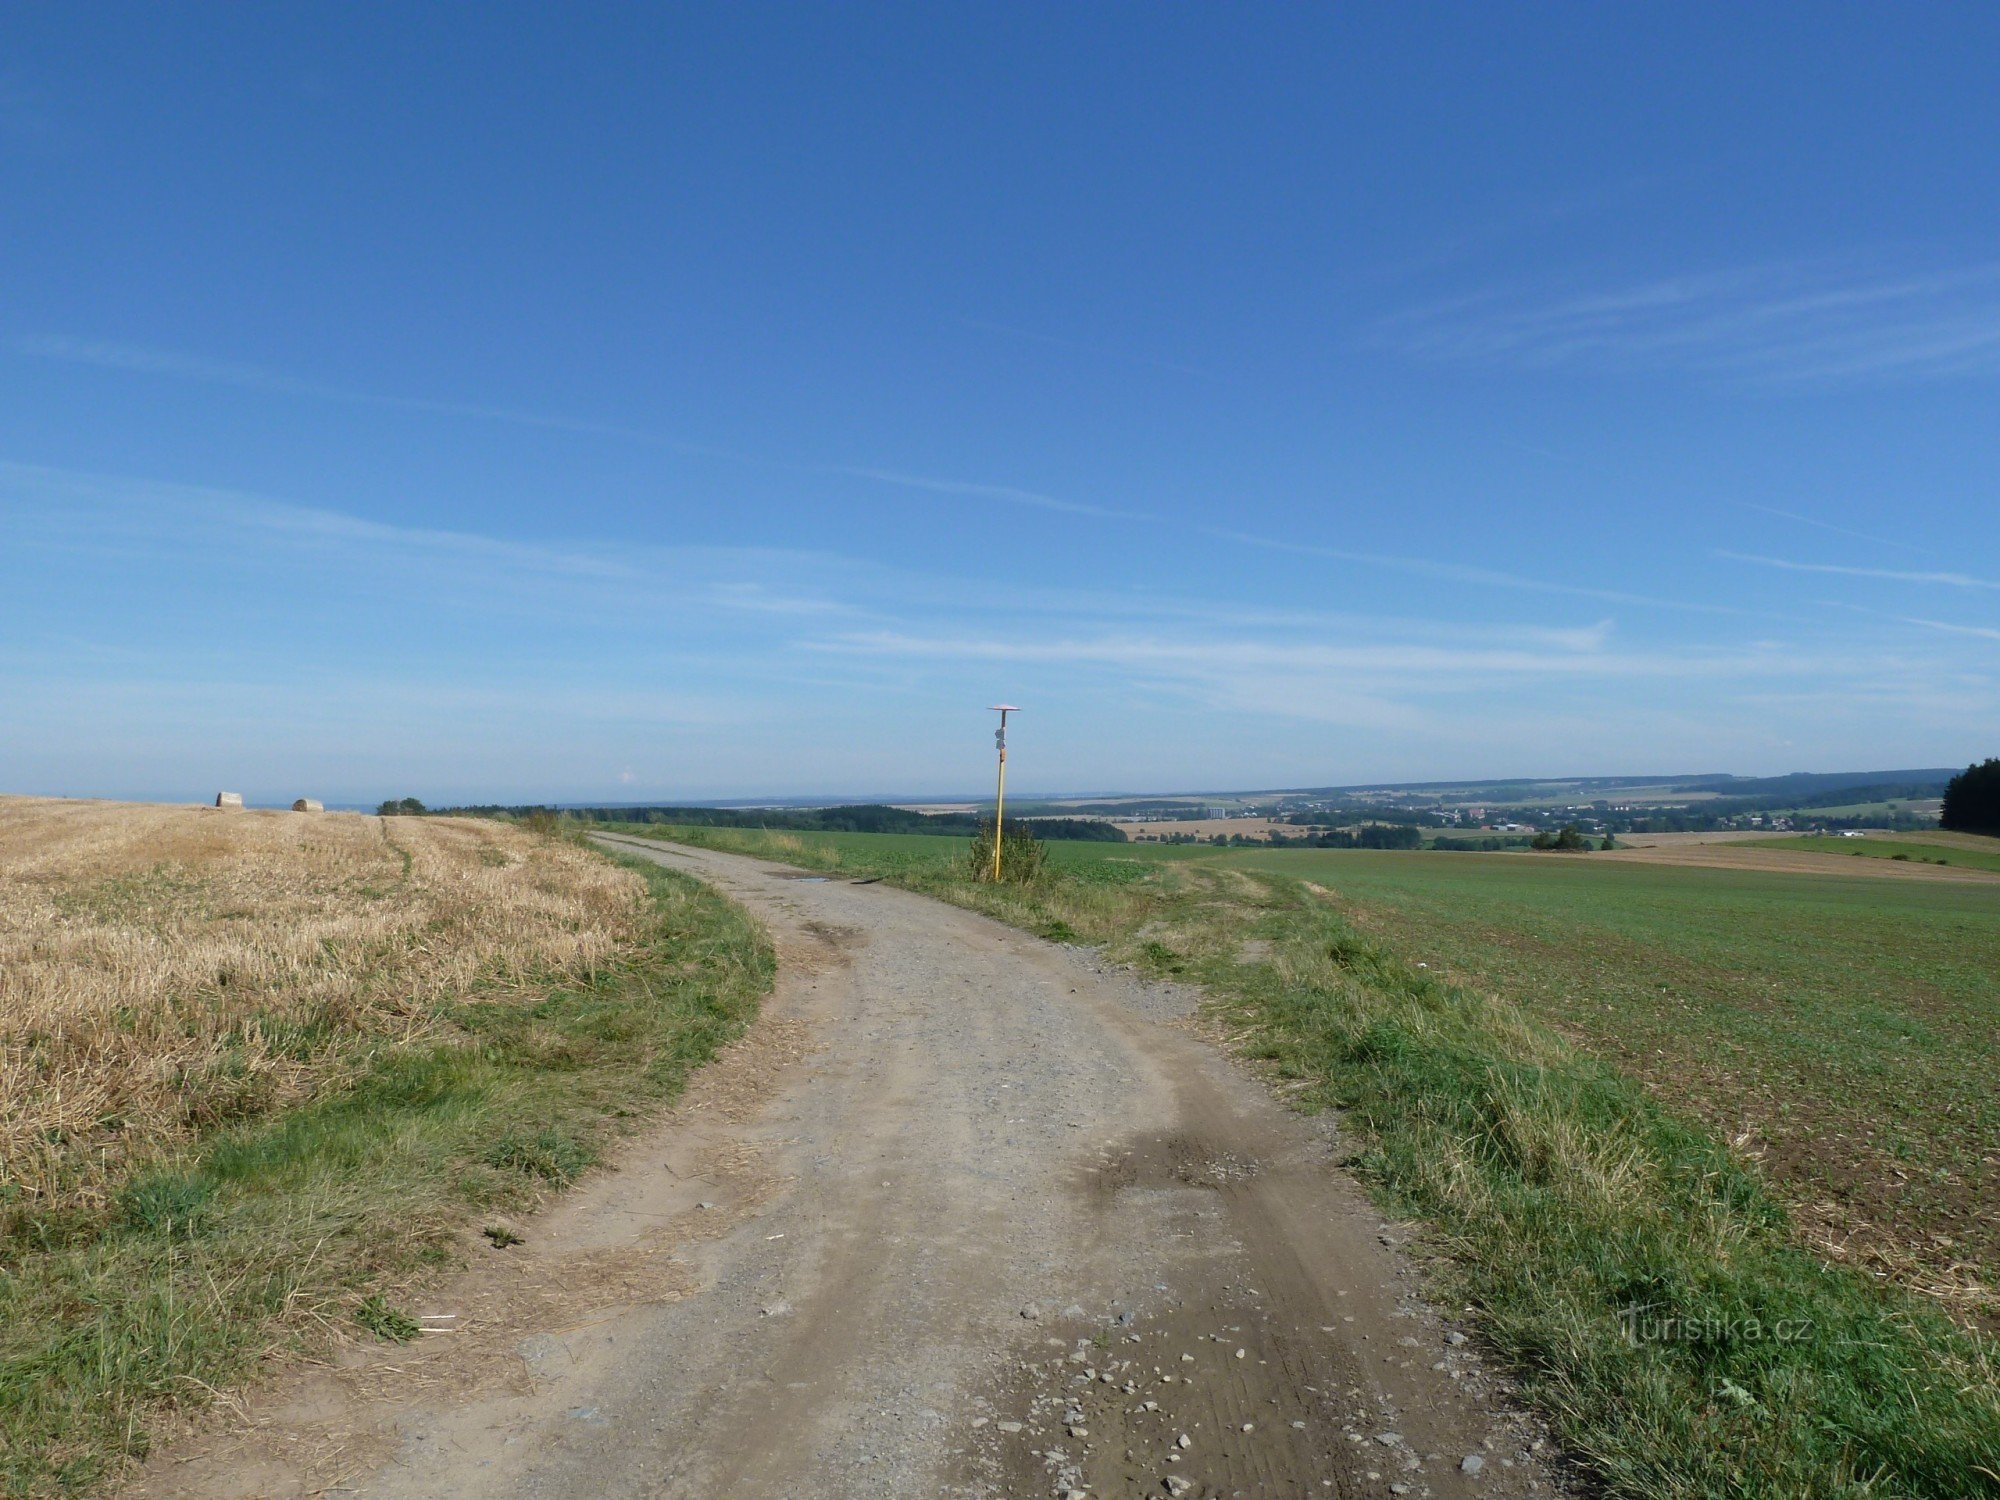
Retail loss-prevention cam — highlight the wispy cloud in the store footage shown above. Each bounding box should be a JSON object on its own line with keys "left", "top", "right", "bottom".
{"left": 1718, "top": 550, "right": 2000, "bottom": 591}
{"left": 1378, "top": 258, "right": 2000, "bottom": 383}
{"left": 2, "top": 458, "right": 640, "bottom": 580}
{"left": 1892, "top": 616, "right": 2000, "bottom": 642}
{"left": 790, "top": 621, "right": 1924, "bottom": 734}
{"left": 825, "top": 473, "right": 1731, "bottom": 612}
{"left": 11, "top": 334, "right": 1771, "bottom": 620}
{"left": 6, "top": 461, "right": 1683, "bottom": 743}
{"left": 826, "top": 466, "right": 1155, "bottom": 523}
{"left": 15, "top": 333, "right": 1748, "bottom": 617}
{"left": 1739, "top": 503, "right": 1930, "bottom": 556}
{"left": 0, "top": 460, "right": 874, "bottom": 639}
{"left": 1207, "top": 527, "right": 1755, "bottom": 615}
{"left": 18, "top": 334, "right": 1168, "bottom": 526}
{"left": 6, "top": 458, "right": 1995, "bottom": 794}
{"left": 0, "top": 460, "right": 1644, "bottom": 650}
{"left": 807, "top": 627, "right": 1814, "bottom": 683}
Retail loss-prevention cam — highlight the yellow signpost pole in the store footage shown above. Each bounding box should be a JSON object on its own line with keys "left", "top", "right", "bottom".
{"left": 988, "top": 705, "right": 1018, "bottom": 882}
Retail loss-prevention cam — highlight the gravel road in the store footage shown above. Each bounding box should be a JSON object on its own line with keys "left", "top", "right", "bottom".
{"left": 129, "top": 837, "right": 1567, "bottom": 1500}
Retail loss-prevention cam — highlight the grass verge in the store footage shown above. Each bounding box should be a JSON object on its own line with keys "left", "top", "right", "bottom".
{"left": 620, "top": 823, "right": 2000, "bottom": 1497}
{"left": 0, "top": 847, "right": 770, "bottom": 1497}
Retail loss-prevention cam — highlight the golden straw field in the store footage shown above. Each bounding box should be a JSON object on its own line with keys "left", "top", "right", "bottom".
{"left": 0, "top": 796, "right": 645, "bottom": 1219}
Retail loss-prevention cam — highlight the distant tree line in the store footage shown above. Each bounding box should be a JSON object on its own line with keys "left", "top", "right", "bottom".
{"left": 1265, "top": 824, "right": 1423, "bottom": 850}
{"left": 1008, "top": 818, "right": 1127, "bottom": 842}
{"left": 377, "top": 797, "right": 427, "bottom": 816}
{"left": 438, "top": 802, "right": 1127, "bottom": 842}
{"left": 1941, "top": 760, "right": 2000, "bottom": 834}
{"left": 1530, "top": 824, "right": 1600, "bottom": 851}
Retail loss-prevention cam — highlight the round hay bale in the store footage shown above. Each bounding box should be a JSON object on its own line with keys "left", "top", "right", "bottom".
{"left": 291, "top": 798, "right": 324, "bottom": 813}
{"left": 214, "top": 791, "right": 245, "bottom": 810}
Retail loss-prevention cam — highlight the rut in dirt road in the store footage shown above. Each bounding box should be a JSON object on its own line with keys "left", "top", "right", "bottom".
{"left": 128, "top": 837, "right": 1565, "bottom": 1500}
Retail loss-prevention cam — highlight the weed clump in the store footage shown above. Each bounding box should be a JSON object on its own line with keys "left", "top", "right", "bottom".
{"left": 353, "top": 1295, "right": 420, "bottom": 1343}
{"left": 117, "top": 1172, "right": 214, "bottom": 1237}
{"left": 482, "top": 1127, "right": 595, "bottom": 1185}
{"left": 968, "top": 820, "right": 1047, "bottom": 883}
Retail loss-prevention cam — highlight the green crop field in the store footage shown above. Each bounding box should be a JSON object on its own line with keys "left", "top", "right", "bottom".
{"left": 1189, "top": 844, "right": 1999, "bottom": 1296}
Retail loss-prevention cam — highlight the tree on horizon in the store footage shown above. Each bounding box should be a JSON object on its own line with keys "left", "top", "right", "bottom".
{"left": 1940, "top": 759, "right": 2000, "bottom": 833}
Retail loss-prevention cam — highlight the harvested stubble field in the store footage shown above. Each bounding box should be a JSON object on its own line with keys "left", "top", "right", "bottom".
{"left": 1, "top": 797, "right": 643, "bottom": 1218}
{"left": 0, "top": 798, "right": 769, "bottom": 1497}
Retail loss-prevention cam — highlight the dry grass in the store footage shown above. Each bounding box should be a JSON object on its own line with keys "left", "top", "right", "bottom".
{"left": 0, "top": 797, "right": 645, "bottom": 1220}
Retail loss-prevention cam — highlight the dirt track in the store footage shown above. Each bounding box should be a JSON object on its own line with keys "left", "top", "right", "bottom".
{"left": 129, "top": 837, "right": 1564, "bottom": 1499}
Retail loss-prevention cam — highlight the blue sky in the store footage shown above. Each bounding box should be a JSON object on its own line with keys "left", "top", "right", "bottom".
{"left": 4, "top": 5, "right": 1998, "bottom": 804}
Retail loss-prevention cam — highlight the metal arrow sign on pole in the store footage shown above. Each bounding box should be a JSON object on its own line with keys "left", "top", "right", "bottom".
{"left": 988, "top": 705, "right": 1020, "bottom": 881}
